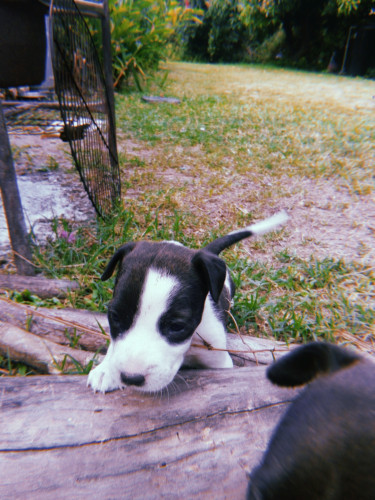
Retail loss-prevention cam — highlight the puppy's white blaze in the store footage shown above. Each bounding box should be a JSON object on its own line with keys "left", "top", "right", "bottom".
{"left": 110, "top": 268, "right": 189, "bottom": 392}
{"left": 230, "top": 210, "right": 288, "bottom": 236}
{"left": 133, "top": 268, "right": 178, "bottom": 330}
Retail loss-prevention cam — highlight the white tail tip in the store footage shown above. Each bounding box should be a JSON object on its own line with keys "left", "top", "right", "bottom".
{"left": 247, "top": 210, "right": 289, "bottom": 235}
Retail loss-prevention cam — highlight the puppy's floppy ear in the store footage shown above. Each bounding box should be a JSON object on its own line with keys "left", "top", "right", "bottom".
{"left": 101, "top": 242, "right": 136, "bottom": 281}
{"left": 192, "top": 250, "right": 227, "bottom": 303}
{"left": 267, "top": 342, "right": 360, "bottom": 387}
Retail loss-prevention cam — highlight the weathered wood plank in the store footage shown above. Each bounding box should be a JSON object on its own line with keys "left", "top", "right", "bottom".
{"left": 0, "top": 369, "right": 298, "bottom": 499}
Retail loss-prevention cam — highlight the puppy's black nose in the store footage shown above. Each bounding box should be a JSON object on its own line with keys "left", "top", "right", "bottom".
{"left": 121, "top": 372, "right": 145, "bottom": 387}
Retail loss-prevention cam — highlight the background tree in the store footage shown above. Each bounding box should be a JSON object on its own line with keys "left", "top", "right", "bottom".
{"left": 178, "top": 0, "right": 374, "bottom": 70}
{"left": 179, "top": 0, "right": 248, "bottom": 62}
{"left": 240, "top": 0, "right": 375, "bottom": 69}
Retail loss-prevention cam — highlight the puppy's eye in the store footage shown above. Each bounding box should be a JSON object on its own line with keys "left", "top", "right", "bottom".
{"left": 159, "top": 315, "right": 192, "bottom": 343}
{"left": 168, "top": 322, "right": 187, "bottom": 338}
{"left": 169, "top": 322, "right": 185, "bottom": 334}
{"left": 109, "top": 310, "right": 120, "bottom": 325}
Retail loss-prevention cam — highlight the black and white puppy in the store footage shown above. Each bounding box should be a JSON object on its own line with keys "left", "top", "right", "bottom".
{"left": 87, "top": 211, "right": 288, "bottom": 393}
{"left": 247, "top": 342, "right": 375, "bottom": 500}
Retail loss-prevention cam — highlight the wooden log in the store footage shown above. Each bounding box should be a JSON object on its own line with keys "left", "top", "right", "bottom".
{"left": 0, "top": 274, "right": 80, "bottom": 298}
{"left": 0, "top": 369, "right": 298, "bottom": 499}
{"left": 0, "top": 299, "right": 289, "bottom": 364}
{"left": 219, "top": 333, "right": 289, "bottom": 366}
{"left": 0, "top": 298, "right": 109, "bottom": 351}
{"left": 0, "top": 320, "right": 103, "bottom": 373}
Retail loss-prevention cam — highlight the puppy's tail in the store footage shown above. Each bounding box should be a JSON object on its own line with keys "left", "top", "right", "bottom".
{"left": 267, "top": 342, "right": 361, "bottom": 388}
{"left": 204, "top": 210, "right": 288, "bottom": 255}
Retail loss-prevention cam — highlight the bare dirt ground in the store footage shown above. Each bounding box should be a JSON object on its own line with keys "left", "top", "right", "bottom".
{"left": 276, "top": 176, "right": 375, "bottom": 265}
{"left": 0, "top": 130, "right": 95, "bottom": 258}
{"left": 121, "top": 137, "right": 375, "bottom": 267}
{"left": 1, "top": 127, "right": 374, "bottom": 269}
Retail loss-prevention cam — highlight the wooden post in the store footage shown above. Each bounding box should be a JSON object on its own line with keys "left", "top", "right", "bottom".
{"left": 0, "top": 101, "right": 35, "bottom": 275}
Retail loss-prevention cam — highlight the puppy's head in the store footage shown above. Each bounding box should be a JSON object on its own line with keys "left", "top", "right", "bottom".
{"left": 101, "top": 241, "right": 228, "bottom": 392}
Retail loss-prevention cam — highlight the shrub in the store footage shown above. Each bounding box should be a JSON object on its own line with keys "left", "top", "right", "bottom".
{"left": 179, "top": 0, "right": 247, "bottom": 62}
{"left": 92, "top": 0, "right": 201, "bottom": 90}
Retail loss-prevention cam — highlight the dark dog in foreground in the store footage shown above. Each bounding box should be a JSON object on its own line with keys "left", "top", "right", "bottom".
{"left": 247, "top": 342, "right": 375, "bottom": 500}
{"left": 88, "top": 211, "right": 288, "bottom": 393}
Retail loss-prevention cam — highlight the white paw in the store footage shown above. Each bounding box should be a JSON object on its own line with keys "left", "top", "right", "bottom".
{"left": 87, "top": 363, "right": 121, "bottom": 393}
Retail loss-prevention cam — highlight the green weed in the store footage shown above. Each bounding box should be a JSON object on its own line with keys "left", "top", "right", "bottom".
{"left": 53, "top": 352, "right": 102, "bottom": 375}
{"left": 0, "top": 353, "right": 36, "bottom": 377}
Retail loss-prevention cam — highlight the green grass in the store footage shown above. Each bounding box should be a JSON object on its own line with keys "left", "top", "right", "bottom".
{"left": 30, "top": 206, "right": 375, "bottom": 347}
{"left": 118, "top": 62, "right": 375, "bottom": 197}
{"left": 229, "top": 255, "right": 375, "bottom": 344}
{"left": 2, "top": 62, "right": 375, "bottom": 375}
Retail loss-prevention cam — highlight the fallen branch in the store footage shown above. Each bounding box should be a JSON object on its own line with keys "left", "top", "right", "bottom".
{"left": 0, "top": 297, "right": 108, "bottom": 352}
{"left": 0, "top": 274, "right": 79, "bottom": 299}
{"left": 0, "top": 320, "right": 103, "bottom": 374}
{"left": 191, "top": 333, "right": 291, "bottom": 366}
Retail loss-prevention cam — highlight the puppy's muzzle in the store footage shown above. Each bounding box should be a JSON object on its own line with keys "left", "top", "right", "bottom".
{"left": 121, "top": 372, "right": 146, "bottom": 387}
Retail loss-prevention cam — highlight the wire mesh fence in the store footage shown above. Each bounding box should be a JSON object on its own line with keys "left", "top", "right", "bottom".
{"left": 50, "top": 0, "right": 120, "bottom": 218}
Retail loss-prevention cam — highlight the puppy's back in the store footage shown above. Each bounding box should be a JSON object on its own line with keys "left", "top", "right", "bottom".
{"left": 247, "top": 343, "right": 375, "bottom": 500}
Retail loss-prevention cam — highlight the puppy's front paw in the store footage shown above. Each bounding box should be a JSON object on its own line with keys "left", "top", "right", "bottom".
{"left": 87, "top": 363, "right": 121, "bottom": 393}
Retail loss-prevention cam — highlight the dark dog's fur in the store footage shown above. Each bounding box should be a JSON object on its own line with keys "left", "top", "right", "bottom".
{"left": 247, "top": 343, "right": 375, "bottom": 500}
